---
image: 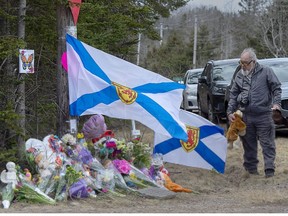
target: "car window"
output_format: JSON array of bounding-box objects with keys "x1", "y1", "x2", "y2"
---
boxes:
[
  {"x1": 213, "y1": 64, "x2": 238, "y2": 81},
  {"x1": 187, "y1": 72, "x2": 201, "y2": 84},
  {"x1": 268, "y1": 62, "x2": 288, "y2": 82},
  {"x1": 213, "y1": 68, "x2": 225, "y2": 81}
]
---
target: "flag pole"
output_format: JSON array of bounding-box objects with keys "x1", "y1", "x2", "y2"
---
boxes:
[{"x1": 131, "y1": 33, "x2": 142, "y2": 138}]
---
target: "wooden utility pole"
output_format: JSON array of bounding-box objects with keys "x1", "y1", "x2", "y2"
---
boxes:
[
  {"x1": 17, "y1": 0, "x2": 26, "y2": 160},
  {"x1": 56, "y1": 4, "x2": 74, "y2": 137}
]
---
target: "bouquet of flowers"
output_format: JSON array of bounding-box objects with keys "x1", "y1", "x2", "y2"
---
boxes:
[
  {"x1": 112, "y1": 159, "x2": 131, "y2": 175},
  {"x1": 54, "y1": 171, "x2": 67, "y2": 202},
  {"x1": 121, "y1": 139, "x2": 152, "y2": 169},
  {"x1": 15, "y1": 182, "x2": 56, "y2": 205},
  {"x1": 69, "y1": 178, "x2": 89, "y2": 199},
  {"x1": 96, "y1": 169, "x2": 115, "y2": 193},
  {"x1": 25, "y1": 147, "x2": 38, "y2": 174},
  {"x1": 112, "y1": 159, "x2": 158, "y2": 190},
  {"x1": 65, "y1": 166, "x2": 83, "y2": 191},
  {"x1": 97, "y1": 138, "x2": 118, "y2": 160},
  {"x1": 107, "y1": 162, "x2": 137, "y2": 195}
]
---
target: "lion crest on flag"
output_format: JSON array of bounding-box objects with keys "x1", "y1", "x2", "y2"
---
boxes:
[
  {"x1": 180, "y1": 125, "x2": 199, "y2": 152},
  {"x1": 112, "y1": 81, "x2": 137, "y2": 105}
]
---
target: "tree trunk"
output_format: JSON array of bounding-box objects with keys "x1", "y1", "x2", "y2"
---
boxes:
[
  {"x1": 56, "y1": 4, "x2": 74, "y2": 137},
  {"x1": 16, "y1": 0, "x2": 26, "y2": 161}
]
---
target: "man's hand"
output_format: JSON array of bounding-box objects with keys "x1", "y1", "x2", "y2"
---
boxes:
[
  {"x1": 228, "y1": 113, "x2": 235, "y2": 123},
  {"x1": 271, "y1": 104, "x2": 281, "y2": 111}
]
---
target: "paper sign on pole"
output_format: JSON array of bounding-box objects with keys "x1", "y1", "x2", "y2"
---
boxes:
[{"x1": 19, "y1": 49, "x2": 34, "y2": 74}]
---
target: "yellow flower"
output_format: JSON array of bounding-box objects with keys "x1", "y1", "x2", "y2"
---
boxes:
[
  {"x1": 82, "y1": 142, "x2": 88, "y2": 148},
  {"x1": 130, "y1": 172, "x2": 136, "y2": 180},
  {"x1": 53, "y1": 175, "x2": 60, "y2": 181},
  {"x1": 77, "y1": 133, "x2": 84, "y2": 139}
]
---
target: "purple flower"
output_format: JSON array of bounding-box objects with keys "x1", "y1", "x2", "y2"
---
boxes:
[
  {"x1": 78, "y1": 148, "x2": 93, "y2": 164},
  {"x1": 112, "y1": 159, "x2": 131, "y2": 174},
  {"x1": 69, "y1": 179, "x2": 89, "y2": 198}
]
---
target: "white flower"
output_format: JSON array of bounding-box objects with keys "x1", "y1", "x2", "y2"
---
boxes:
[{"x1": 61, "y1": 134, "x2": 76, "y2": 145}]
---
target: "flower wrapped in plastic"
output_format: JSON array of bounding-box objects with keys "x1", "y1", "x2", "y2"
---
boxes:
[
  {"x1": 1, "y1": 183, "x2": 15, "y2": 209},
  {"x1": 65, "y1": 166, "x2": 83, "y2": 191},
  {"x1": 77, "y1": 147, "x2": 93, "y2": 165},
  {"x1": 61, "y1": 133, "x2": 77, "y2": 146},
  {"x1": 97, "y1": 138, "x2": 119, "y2": 160},
  {"x1": 104, "y1": 162, "x2": 137, "y2": 195},
  {"x1": 25, "y1": 147, "x2": 38, "y2": 174},
  {"x1": 111, "y1": 159, "x2": 158, "y2": 190},
  {"x1": 127, "y1": 163, "x2": 159, "y2": 188},
  {"x1": 112, "y1": 159, "x2": 131, "y2": 175},
  {"x1": 130, "y1": 140, "x2": 152, "y2": 169},
  {"x1": 35, "y1": 168, "x2": 57, "y2": 194},
  {"x1": 117, "y1": 139, "x2": 152, "y2": 169},
  {"x1": 47, "y1": 135, "x2": 63, "y2": 154},
  {"x1": 96, "y1": 169, "x2": 115, "y2": 193},
  {"x1": 44, "y1": 175, "x2": 60, "y2": 196},
  {"x1": 54, "y1": 170, "x2": 67, "y2": 202},
  {"x1": 68, "y1": 178, "x2": 89, "y2": 199},
  {"x1": 15, "y1": 182, "x2": 56, "y2": 205}
]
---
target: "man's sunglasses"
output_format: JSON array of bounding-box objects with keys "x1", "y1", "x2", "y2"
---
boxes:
[{"x1": 239, "y1": 60, "x2": 253, "y2": 66}]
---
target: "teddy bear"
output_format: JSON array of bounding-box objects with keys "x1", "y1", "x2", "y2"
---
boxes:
[
  {"x1": 226, "y1": 110, "x2": 246, "y2": 149},
  {"x1": 34, "y1": 152, "x2": 52, "y2": 178}
]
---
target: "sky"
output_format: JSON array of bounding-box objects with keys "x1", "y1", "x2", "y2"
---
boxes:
[{"x1": 188, "y1": 0, "x2": 241, "y2": 12}]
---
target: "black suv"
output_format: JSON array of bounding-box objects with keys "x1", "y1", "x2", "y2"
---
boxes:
[
  {"x1": 224, "y1": 58, "x2": 288, "y2": 129},
  {"x1": 197, "y1": 59, "x2": 239, "y2": 123}
]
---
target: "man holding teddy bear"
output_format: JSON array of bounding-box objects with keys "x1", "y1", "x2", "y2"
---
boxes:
[{"x1": 227, "y1": 48, "x2": 282, "y2": 178}]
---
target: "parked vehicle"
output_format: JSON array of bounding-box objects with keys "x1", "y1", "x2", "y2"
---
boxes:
[
  {"x1": 197, "y1": 59, "x2": 239, "y2": 123},
  {"x1": 181, "y1": 68, "x2": 203, "y2": 112},
  {"x1": 224, "y1": 58, "x2": 288, "y2": 129}
]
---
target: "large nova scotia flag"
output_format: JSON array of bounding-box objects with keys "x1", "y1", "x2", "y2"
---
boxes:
[
  {"x1": 154, "y1": 110, "x2": 227, "y2": 173},
  {"x1": 66, "y1": 34, "x2": 187, "y2": 141}
]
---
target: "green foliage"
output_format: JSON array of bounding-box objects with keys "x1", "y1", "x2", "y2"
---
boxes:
[
  {"x1": 144, "y1": 31, "x2": 191, "y2": 78},
  {"x1": 78, "y1": 0, "x2": 188, "y2": 59},
  {"x1": 196, "y1": 24, "x2": 220, "y2": 66},
  {"x1": 0, "y1": 147, "x2": 19, "y2": 169},
  {"x1": 0, "y1": 37, "x2": 26, "y2": 58}
]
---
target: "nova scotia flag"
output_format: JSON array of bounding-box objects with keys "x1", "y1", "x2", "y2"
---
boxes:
[
  {"x1": 154, "y1": 110, "x2": 227, "y2": 173},
  {"x1": 66, "y1": 34, "x2": 187, "y2": 141}
]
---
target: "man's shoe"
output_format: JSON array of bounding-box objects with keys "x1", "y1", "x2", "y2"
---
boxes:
[
  {"x1": 265, "y1": 169, "x2": 274, "y2": 178},
  {"x1": 247, "y1": 169, "x2": 259, "y2": 175}
]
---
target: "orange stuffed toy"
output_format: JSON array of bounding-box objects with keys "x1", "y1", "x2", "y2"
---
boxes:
[
  {"x1": 163, "y1": 173, "x2": 192, "y2": 193},
  {"x1": 226, "y1": 110, "x2": 246, "y2": 149}
]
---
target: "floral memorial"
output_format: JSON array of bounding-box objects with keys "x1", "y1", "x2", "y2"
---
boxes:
[{"x1": 0, "y1": 114, "x2": 191, "y2": 208}]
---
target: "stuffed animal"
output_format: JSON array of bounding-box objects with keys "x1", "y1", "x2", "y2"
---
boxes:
[{"x1": 226, "y1": 110, "x2": 246, "y2": 149}]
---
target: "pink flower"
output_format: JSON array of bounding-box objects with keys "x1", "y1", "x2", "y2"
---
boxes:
[
  {"x1": 106, "y1": 141, "x2": 116, "y2": 149},
  {"x1": 27, "y1": 147, "x2": 36, "y2": 153},
  {"x1": 112, "y1": 159, "x2": 131, "y2": 174}
]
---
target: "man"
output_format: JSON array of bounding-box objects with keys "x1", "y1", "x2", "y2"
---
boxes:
[{"x1": 227, "y1": 48, "x2": 282, "y2": 178}]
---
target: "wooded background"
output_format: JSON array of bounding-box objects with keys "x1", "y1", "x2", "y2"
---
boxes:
[{"x1": 0, "y1": 0, "x2": 287, "y2": 166}]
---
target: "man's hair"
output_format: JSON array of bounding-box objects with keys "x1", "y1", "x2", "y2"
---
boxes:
[{"x1": 241, "y1": 48, "x2": 257, "y2": 61}]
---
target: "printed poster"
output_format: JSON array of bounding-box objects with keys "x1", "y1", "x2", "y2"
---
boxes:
[{"x1": 19, "y1": 49, "x2": 34, "y2": 74}]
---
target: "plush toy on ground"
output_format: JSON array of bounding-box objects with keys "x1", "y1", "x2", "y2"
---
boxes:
[{"x1": 226, "y1": 110, "x2": 246, "y2": 149}]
